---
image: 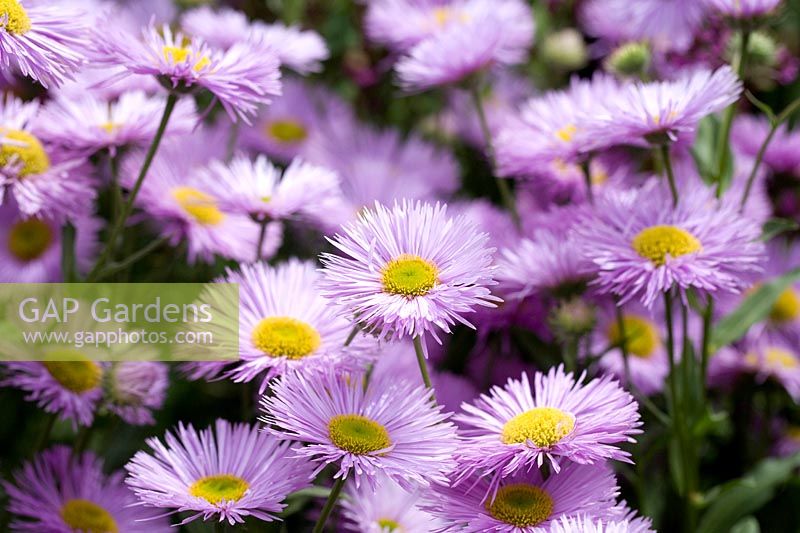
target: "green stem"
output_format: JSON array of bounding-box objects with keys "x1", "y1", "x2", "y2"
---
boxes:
[
  {"x1": 61, "y1": 223, "x2": 77, "y2": 283},
  {"x1": 215, "y1": 520, "x2": 228, "y2": 533},
  {"x1": 108, "y1": 151, "x2": 122, "y2": 225},
  {"x1": 35, "y1": 412, "x2": 57, "y2": 452},
  {"x1": 680, "y1": 300, "x2": 698, "y2": 532},
  {"x1": 413, "y1": 336, "x2": 434, "y2": 392},
  {"x1": 72, "y1": 424, "x2": 94, "y2": 458},
  {"x1": 715, "y1": 29, "x2": 749, "y2": 197},
  {"x1": 311, "y1": 477, "x2": 346, "y2": 533},
  {"x1": 663, "y1": 292, "x2": 677, "y2": 414},
  {"x1": 256, "y1": 218, "x2": 269, "y2": 262},
  {"x1": 581, "y1": 159, "x2": 594, "y2": 204},
  {"x1": 470, "y1": 84, "x2": 521, "y2": 228},
  {"x1": 344, "y1": 325, "x2": 359, "y2": 347},
  {"x1": 88, "y1": 93, "x2": 179, "y2": 281},
  {"x1": 659, "y1": 144, "x2": 679, "y2": 207},
  {"x1": 93, "y1": 236, "x2": 169, "y2": 281},
  {"x1": 563, "y1": 337, "x2": 578, "y2": 374},
  {"x1": 225, "y1": 120, "x2": 240, "y2": 163},
  {"x1": 700, "y1": 294, "x2": 714, "y2": 394}
]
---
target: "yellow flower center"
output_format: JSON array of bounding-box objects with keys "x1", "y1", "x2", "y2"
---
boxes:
[
  {"x1": 43, "y1": 351, "x2": 102, "y2": 393},
  {"x1": 770, "y1": 288, "x2": 799, "y2": 323},
  {"x1": 60, "y1": 499, "x2": 118, "y2": 533},
  {"x1": 431, "y1": 6, "x2": 469, "y2": 27},
  {"x1": 251, "y1": 316, "x2": 321, "y2": 359},
  {"x1": 631, "y1": 225, "x2": 702, "y2": 266},
  {"x1": 328, "y1": 414, "x2": 391, "y2": 455},
  {"x1": 172, "y1": 187, "x2": 225, "y2": 226},
  {"x1": 1, "y1": 129, "x2": 51, "y2": 177},
  {"x1": 0, "y1": 0, "x2": 31, "y2": 35},
  {"x1": 377, "y1": 518, "x2": 402, "y2": 531},
  {"x1": 486, "y1": 484, "x2": 554, "y2": 528},
  {"x1": 100, "y1": 122, "x2": 119, "y2": 134},
  {"x1": 501, "y1": 407, "x2": 575, "y2": 447},
  {"x1": 163, "y1": 45, "x2": 211, "y2": 71},
  {"x1": 267, "y1": 119, "x2": 308, "y2": 143},
  {"x1": 607, "y1": 314, "x2": 660, "y2": 358},
  {"x1": 764, "y1": 347, "x2": 798, "y2": 369},
  {"x1": 381, "y1": 254, "x2": 438, "y2": 297},
  {"x1": 555, "y1": 124, "x2": 577, "y2": 142},
  {"x1": 189, "y1": 474, "x2": 249, "y2": 505},
  {"x1": 8, "y1": 218, "x2": 53, "y2": 261}
]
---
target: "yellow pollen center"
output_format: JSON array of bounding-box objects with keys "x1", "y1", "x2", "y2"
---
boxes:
[
  {"x1": 1, "y1": 129, "x2": 51, "y2": 176},
  {"x1": 501, "y1": 407, "x2": 575, "y2": 447},
  {"x1": 43, "y1": 352, "x2": 102, "y2": 393},
  {"x1": 0, "y1": 0, "x2": 31, "y2": 35},
  {"x1": 189, "y1": 474, "x2": 249, "y2": 505},
  {"x1": 486, "y1": 484, "x2": 554, "y2": 528},
  {"x1": 555, "y1": 124, "x2": 577, "y2": 142},
  {"x1": 328, "y1": 414, "x2": 391, "y2": 455},
  {"x1": 770, "y1": 288, "x2": 799, "y2": 323},
  {"x1": 8, "y1": 218, "x2": 53, "y2": 261},
  {"x1": 764, "y1": 347, "x2": 799, "y2": 369},
  {"x1": 251, "y1": 316, "x2": 321, "y2": 359},
  {"x1": 100, "y1": 122, "x2": 119, "y2": 134},
  {"x1": 631, "y1": 225, "x2": 702, "y2": 266},
  {"x1": 381, "y1": 254, "x2": 438, "y2": 297},
  {"x1": 163, "y1": 45, "x2": 211, "y2": 71},
  {"x1": 431, "y1": 6, "x2": 469, "y2": 27},
  {"x1": 607, "y1": 314, "x2": 660, "y2": 358},
  {"x1": 267, "y1": 120, "x2": 308, "y2": 143},
  {"x1": 60, "y1": 499, "x2": 118, "y2": 533},
  {"x1": 377, "y1": 518, "x2": 402, "y2": 531},
  {"x1": 172, "y1": 187, "x2": 225, "y2": 225}
]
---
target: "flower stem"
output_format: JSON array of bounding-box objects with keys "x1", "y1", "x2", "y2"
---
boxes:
[
  {"x1": 93, "y1": 236, "x2": 169, "y2": 281},
  {"x1": 413, "y1": 335, "x2": 434, "y2": 393},
  {"x1": 256, "y1": 218, "x2": 269, "y2": 262},
  {"x1": 700, "y1": 294, "x2": 714, "y2": 394},
  {"x1": 61, "y1": 222, "x2": 77, "y2": 283},
  {"x1": 715, "y1": 29, "x2": 749, "y2": 197},
  {"x1": 311, "y1": 477, "x2": 346, "y2": 533},
  {"x1": 35, "y1": 412, "x2": 57, "y2": 452},
  {"x1": 344, "y1": 325, "x2": 359, "y2": 347},
  {"x1": 659, "y1": 144, "x2": 679, "y2": 207},
  {"x1": 581, "y1": 159, "x2": 594, "y2": 204},
  {"x1": 108, "y1": 151, "x2": 122, "y2": 225},
  {"x1": 470, "y1": 84, "x2": 521, "y2": 228},
  {"x1": 88, "y1": 93, "x2": 179, "y2": 281}
]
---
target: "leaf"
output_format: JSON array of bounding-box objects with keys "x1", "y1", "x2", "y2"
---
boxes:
[
  {"x1": 711, "y1": 268, "x2": 800, "y2": 348},
  {"x1": 761, "y1": 218, "x2": 799, "y2": 242},
  {"x1": 697, "y1": 454, "x2": 800, "y2": 533},
  {"x1": 691, "y1": 116, "x2": 718, "y2": 184},
  {"x1": 731, "y1": 517, "x2": 761, "y2": 533}
]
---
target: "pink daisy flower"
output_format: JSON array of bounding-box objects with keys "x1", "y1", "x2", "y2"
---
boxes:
[{"x1": 103, "y1": 361, "x2": 169, "y2": 426}]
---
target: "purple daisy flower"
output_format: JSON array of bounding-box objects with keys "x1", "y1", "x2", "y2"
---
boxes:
[
  {"x1": 0, "y1": 199, "x2": 99, "y2": 282},
  {"x1": 319, "y1": 200, "x2": 500, "y2": 342},
  {"x1": 423, "y1": 464, "x2": 622, "y2": 532},
  {"x1": 0, "y1": 0, "x2": 89, "y2": 88},
  {"x1": 123, "y1": 140, "x2": 279, "y2": 264},
  {"x1": 260, "y1": 367, "x2": 459, "y2": 490},
  {"x1": 0, "y1": 94, "x2": 95, "y2": 221},
  {"x1": 549, "y1": 513, "x2": 655, "y2": 533},
  {"x1": 341, "y1": 472, "x2": 445, "y2": 533},
  {"x1": 96, "y1": 23, "x2": 281, "y2": 122},
  {"x1": 583, "y1": 67, "x2": 742, "y2": 150},
  {"x1": 104, "y1": 361, "x2": 169, "y2": 426},
  {"x1": 731, "y1": 114, "x2": 800, "y2": 175},
  {"x1": 201, "y1": 154, "x2": 341, "y2": 223},
  {"x1": 454, "y1": 366, "x2": 641, "y2": 494},
  {"x1": 3, "y1": 446, "x2": 169, "y2": 532},
  {"x1": 743, "y1": 338, "x2": 800, "y2": 401},
  {"x1": 574, "y1": 180, "x2": 765, "y2": 307},
  {"x1": 705, "y1": 0, "x2": 783, "y2": 19},
  {"x1": 126, "y1": 419, "x2": 314, "y2": 526},
  {"x1": 180, "y1": 6, "x2": 251, "y2": 51},
  {"x1": 216, "y1": 260, "x2": 371, "y2": 393},
  {"x1": 36, "y1": 91, "x2": 197, "y2": 156}
]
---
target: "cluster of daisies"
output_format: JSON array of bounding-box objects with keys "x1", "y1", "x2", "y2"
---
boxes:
[{"x1": 1, "y1": 0, "x2": 800, "y2": 531}]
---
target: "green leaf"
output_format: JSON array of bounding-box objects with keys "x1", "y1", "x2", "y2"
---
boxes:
[
  {"x1": 711, "y1": 268, "x2": 800, "y2": 348},
  {"x1": 761, "y1": 218, "x2": 800, "y2": 242},
  {"x1": 731, "y1": 516, "x2": 761, "y2": 533},
  {"x1": 697, "y1": 454, "x2": 800, "y2": 533},
  {"x1": 691, "y1": 116, "x2": 718, "y2": 184}
]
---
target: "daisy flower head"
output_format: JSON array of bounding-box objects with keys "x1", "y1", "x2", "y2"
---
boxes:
[
  {"x1": 731, "y1": 114, "x2": 800, "y2": 175},
  {"x1": 96, "y1": 23, "x2": 281, "y2": 123},
  {"x1": 424, "y1": 463, "x2": 621, "y2": 532},
  {"x1": 261, "y1": 366, "x2": 459, "y2": 490},
  {"x1": 123, "y1": 140, "x2": 278, "y2": 264},
  {"x1": 341, "y1": 472, "x2": 444, "y2": 533},
  {"x1": 549, "y1": 513, "x2": 655, "y2": 533},
  {"x1": 584, "y1": 66, "x2": 742, "y2": 150},
  {"x1": 36, "y1": 91, "x2": 197, "y2": 157},
  {"x1": 574, "y1": 179, "x2": 765, "y2": 307},
  {"x1": 742, "y1": 338, "x2": 800, "y2": 401},
  {"x1": 218, "y1": 260, "x2": 372, "y2": 393},
  {"x1": 705, "y1": 0, "x2": 783, "y2": 19},
  {"x1": 454, "y1": 366, "x2": 641, "y2": 495},
  {"x1": 0, "y1": 94, "x2": 95, "y2": 221},
  {"x1": 104, "y1": 361, "x2": 169, "y2": 426},
  {"x1": 180, "y1": 6, "x2": 251, "y2": 51},
  {"x1": 0, "y1": 0, "x2": 89, "y2": 88},
  {"x1": 3, "y1": 446, "x2": 169, "y2": 532},
  {"x1": 201, "y1": 154, "x2": 341, "y2": 222},
  {"x1": 319, "y1": 200, "x2": 500, "y2": 342},
  {"x1": 0, "y1": 199, "x2": 99, "y2": 282},
  {"x1": 395, "y1": 0, "x2": 534, "y2": 91},
  {"x1": 125, "y1": 419, "x2": 314, "y2": 526}
]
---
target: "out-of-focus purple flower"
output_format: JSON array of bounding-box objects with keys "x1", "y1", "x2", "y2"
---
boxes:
[
  {"x1": 126, "y1": 420, "x2": 314, "y2": 526},
  {"x1": 260, "y1": 367, "x2": 459, "y2": 490},
  {"x1": 255, "y1": 22, "x2": 328, "y2": 74},
  {"x1": 732, "y1": 114, "x2": 800, "y2": 176},
  {"x1": 320, "y1": 201, "x2": 500, "y2": 342},
  {"x1": 705, "y1": 0, "x2": 783, "y2": 19},
  {"x1": 104, "y1": 361, "x2": 168, "y2": 426},
  {"x1": 3, "y1": 446, "x2": 169, "y2": 532}
]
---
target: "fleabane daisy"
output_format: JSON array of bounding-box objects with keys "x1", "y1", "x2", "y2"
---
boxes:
[
  {"x1": 549, "y1": 513, "x2": 655, "y2": 533},
  {"x1": 0, "y1": 0, "x2": 89, "y2": 88},
  {"x1": 201, "y1": 154, "x2": 341, "y2": 222},
  {"x1": 96, "y1": 23, "x2": 281, "y2": 123},
  {"x1": 319, "y1": 200, "x2": 500, "y2": 342},
  {"x1": 3, "y1": 446, "x2": 169, "y2": 532},
  {"x1": 574, "y1": 180, "x2": 765, "y2": 307},
  {"x1": 218, "y1": 260, "x2": 372, "y2": 393},
  {"x1": 125, "y1": 419, "x2": 314, "y2": 526},
  {"x1": 260, "y1": 367, "x2": 459, "y2": 490},
  {"x1": 423, "y1": 464, "x2": 621, "y2": 532},
  {"x1": 454, "y1": 366, "x2": 641, "y2": 495},
  {"x1": 103, "y1": 361, "x2": 169, "y2": 426}
]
